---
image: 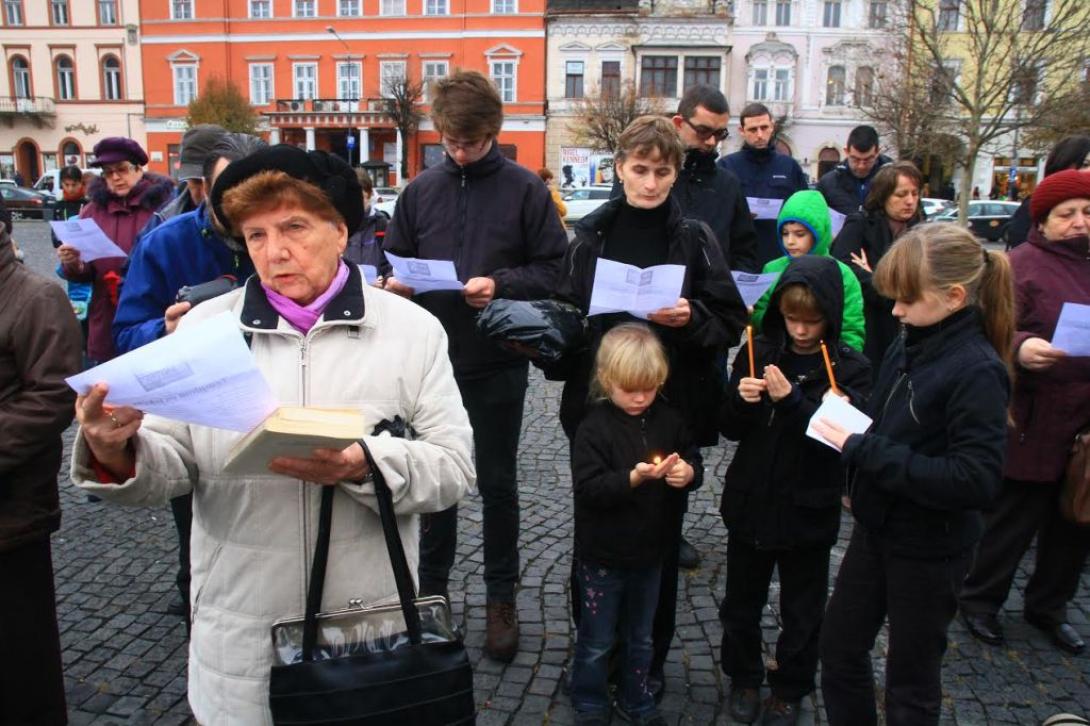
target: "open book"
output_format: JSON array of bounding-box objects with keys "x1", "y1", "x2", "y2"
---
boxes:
[{"x1": 222, "y1": 407, "x2": 365, "y2": 476}]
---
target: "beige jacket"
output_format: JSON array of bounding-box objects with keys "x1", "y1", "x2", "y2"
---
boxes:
[{"x1": 71, "y1": 272, "x2": 475, "y2": 724}]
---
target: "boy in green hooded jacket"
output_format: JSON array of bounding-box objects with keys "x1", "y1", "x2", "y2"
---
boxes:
[{"x1": 750, "y1": 190, "x2": 865, "y2": 351}]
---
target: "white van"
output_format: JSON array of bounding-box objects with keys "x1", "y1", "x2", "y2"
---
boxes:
[{"x1": 33, "y1": 168, "x2": 100, "y2": 199}]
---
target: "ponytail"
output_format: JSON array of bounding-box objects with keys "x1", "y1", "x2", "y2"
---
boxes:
[{"x1": 978, "y1": 249, "x2": 1015, "y2": 371}]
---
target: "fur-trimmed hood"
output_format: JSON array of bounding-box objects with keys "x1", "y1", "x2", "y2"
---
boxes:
[{"x1": 86, "y1": 171, "x2": 175, "y2": 212}]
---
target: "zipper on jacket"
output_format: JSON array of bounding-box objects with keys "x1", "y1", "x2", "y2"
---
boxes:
[
  {"x1": 298, "y1": 335, "x2": 311, "y2": 604},
  {"x1": 907, "y1": 379, "x2": 920, "y2": 425},
  {"x1": 847, "y1": 371, "x2": 906, "y2": 500},
  {"x1": 640, "y1": 416, "x2": 648, "y2": 453},
  {"x1": 455, "y1": 169, "x2": 468, "y2": 269}
]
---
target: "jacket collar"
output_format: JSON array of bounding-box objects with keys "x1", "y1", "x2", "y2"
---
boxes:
[
  {"x1": 682, "y1": 148, "x2": 719, "y2": 175},
  {"x1": 238, "y1": 260, "x2": 366, "y2": 335},
  {"x1": 1027, "y1": 228, "x2": 1090, "y2": 259},
  {"x1": 574, "y1": 194, "x2": 685, "y2": 251},
  {"x1": 741, "y1": 144, "x2": 775, "y2": 163},
  {"x1": 897, "y1": 306, "x2": 981, "y2": 369},
  {"x1": 441, "y1": 141, "x2": 506, "y2": 179}
]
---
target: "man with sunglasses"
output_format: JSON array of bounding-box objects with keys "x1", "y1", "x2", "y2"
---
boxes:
[{"x1": 718, "y1": 103, "x2": 809, "y2": 267}]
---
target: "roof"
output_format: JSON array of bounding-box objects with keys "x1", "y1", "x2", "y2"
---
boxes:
[{"x1": 547, "y1": 0, "x2": 639, "y2": 15}]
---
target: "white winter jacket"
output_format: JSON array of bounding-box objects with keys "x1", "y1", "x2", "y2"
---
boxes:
[{"x1": 71, "y1": 270, "x2": 475, "y2": 724}]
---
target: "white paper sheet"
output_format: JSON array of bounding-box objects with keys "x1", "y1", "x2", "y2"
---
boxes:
[
  {"x1": 357, "y1": 264, "x2": 378, "y2": 285},
  {"x1": 731, "y1": 271, "x2": 779, "y2": 307},
  {"x1": 829, "y1": 209, "x2": 847, "y2": 238},
  {"x1": 588, "y1": 258, "x2": 686, "y2": 319},
  {"x1": 66, "y1": 312, "x2": 279, "y2": 432},
  {"x1": 806, "y1": 395, "x2": 873, "y2": 452},
  {"x1": 50, "y1": 218, "x2": 127, "y2": 262},
  {"x1": 746, "y1": 197, "x2": 785, "y2": 221},
  {"x1": 1051, "y1": 302, "x2": 1090, "y2": 356},
  {"x1": 384, "y1": 252, "x2": 463, "y2": 293}
]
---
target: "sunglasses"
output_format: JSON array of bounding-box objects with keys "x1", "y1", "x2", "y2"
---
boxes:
[{"x1": 684, "y1": 118, "x2": 730, "y2": 141}]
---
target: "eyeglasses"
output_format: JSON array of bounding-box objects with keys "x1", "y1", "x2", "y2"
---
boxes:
[
  {"x1": 441, "y1": 136, "x2": 491, "y2": 154},
  {"x1": 683, "y1": 118, "x2": 730, "y2": 141},
  {"x1": 101, "y1": 162, "x2": 137, "y2": 178}
]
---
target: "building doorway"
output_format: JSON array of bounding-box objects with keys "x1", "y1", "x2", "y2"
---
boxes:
[
  {"x1": 16, "y1": 140, "x2": 39, "y2": 184},
  {"x1": 818, "y1": 147, "x2": 840, "y2": 178}
]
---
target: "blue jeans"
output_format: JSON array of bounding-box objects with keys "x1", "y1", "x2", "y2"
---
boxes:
[{"x1": 570, "y1": 561, "x2": 661, "y2": 719}]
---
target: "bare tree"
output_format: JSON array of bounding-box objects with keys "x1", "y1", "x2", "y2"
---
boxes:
[
  {"x1": 382, "y1": 76, "x2": 425, "y2": 181},
  {"x1": 1021, "y1": 82, "x2": 1090, "y2": 155},
  {"x1": 567, "y1": 82, "x2": 666, "y2": 154}
]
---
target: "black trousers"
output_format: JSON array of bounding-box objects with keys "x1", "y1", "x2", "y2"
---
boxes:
[
  {"x1": 959, "y1": 478, "x2": 1090, "y2": 623},
  {"x1": 0, "y1": 538, "x2": 67, "y2": 725},
  {"x1": 418, "y1": 364, "x2": 528, "y2": 603},
  {"x1": 719, "y1": 539, "x2": 830, "y2": 700},
  {"x1": 170, "y1": 492, "x2": 192, "y2": 607},
  {"x1": 820, "y1": 528, "x2": 969, "y2": 726}
]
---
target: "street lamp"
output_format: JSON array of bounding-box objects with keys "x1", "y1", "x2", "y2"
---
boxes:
[{"x1": 326, "y1": 26, "x2": 350, "y2": 51}]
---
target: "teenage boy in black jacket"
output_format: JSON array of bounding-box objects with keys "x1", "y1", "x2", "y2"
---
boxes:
[{"x1": 719, "y1": 255, "x2": 871, "y2": 725}]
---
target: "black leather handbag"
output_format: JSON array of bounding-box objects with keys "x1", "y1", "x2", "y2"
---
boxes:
[{"x1": 268, "y1": 442, "x2": 476, "y2": 725}]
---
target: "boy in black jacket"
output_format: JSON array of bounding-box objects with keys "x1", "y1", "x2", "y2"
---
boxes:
[{"x1": 718, "y1": 255, "x2": 871, "y2": 725}]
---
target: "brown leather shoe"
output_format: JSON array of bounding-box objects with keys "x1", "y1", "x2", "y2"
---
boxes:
[{"x1": 485, "y1": 601, "x2": 519, "y2": 662}]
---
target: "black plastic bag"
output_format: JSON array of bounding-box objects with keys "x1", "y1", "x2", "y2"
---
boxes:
[{"x1": 476, "y1": 299, "x2": 587, "y2": 363}]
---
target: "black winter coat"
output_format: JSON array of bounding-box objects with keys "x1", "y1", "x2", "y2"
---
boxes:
[
  {"x1": 384, "y1": 143, "x2": 568, "y2": 379},
  {"x1": 345, "y1": 210, "x2": 389, "y2": 270},
  {"x1": 720, "y1": 256, "x2": 872, "y2": 550},
  {"x1": 572, "y1": 399, "x2": 702, "y2": 568},
  {"x1": 556, "y1": 196, "x2": 748, "y2": 444},
  {"x1": 844, "y1": 308, "x2": 1010, "y2": 560},
  {"x1": 815, "y1": 155, "x2": 893, "y2": 217}
]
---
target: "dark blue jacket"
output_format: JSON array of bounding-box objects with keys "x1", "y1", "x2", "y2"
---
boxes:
[
  {"x1": 113, "y1": 203, "x2": 254, "y2": 353},
  {"x1": 816, "y1": 155, "x2": 893, "y2": 217},
  {"x1": 718, "y1": 145, "x2": 808, "y2": 267}
]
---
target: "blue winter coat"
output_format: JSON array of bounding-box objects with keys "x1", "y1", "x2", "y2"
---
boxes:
[{"x1": 112, "y1": 203, "x2": 254, "y2": 353}]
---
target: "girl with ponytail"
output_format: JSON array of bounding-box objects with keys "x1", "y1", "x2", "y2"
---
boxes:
[{"x1": 813, "y1": 222, "x2": 1013, "y2": 726}]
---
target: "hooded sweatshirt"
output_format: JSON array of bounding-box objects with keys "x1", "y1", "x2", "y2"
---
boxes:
[{"x1": 750, "y1": 190, "x2": 865, "y2": 352}]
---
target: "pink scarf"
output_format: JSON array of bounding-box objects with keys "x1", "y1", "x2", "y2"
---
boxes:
[{"x1": 261, "y1": 261, "x2": 351, "y2": 333}]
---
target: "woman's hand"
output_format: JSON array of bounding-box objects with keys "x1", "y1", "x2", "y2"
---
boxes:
[
  {"x1": 763, "y1": 364, "x2": 793, "y2": 402},
  {"x1": 1017, "y1": 337, "x2": 1066, "y2": 371},
  {"x1": 382, "y1": 276, "x2": 415, "y2": 298},
  {"x1": 737, "y1": 376, "x2": 766, "y2": 403},
  {"x1": 57, "y1": 244, "x2": 82, "y2": 266},
  {"x1": 269, "y1": 442, "x2": 371, "y2": 485},
  {"x1": 812, "y1": 418, "x2": 852, "y2": 452},
  {"x1": 850, "y1": 249, "x2": 871, "y2": 273},
  {"x1": 75, "y1": 383, "x2": 142, "y2": 480},
  {"x1": 648, "y1": 298, "x2": 691, "y2": 328},
  {"x1": 664, "y1": 456, "x2": 694, "y2": 489},
  {"x1": 463, "y1": 277, "x2": 496, "y2": 309},
  {"x1": 630, "y1": 453, "x2": 678, "y2": 487}
]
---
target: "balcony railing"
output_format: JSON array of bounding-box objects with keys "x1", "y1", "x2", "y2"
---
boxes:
[
  {"x1": 0, "y1": 96, "x2": 56, "y2": 116},
  {"x1": 272, "y1": 97, "x2": 393, "y2": 114}
]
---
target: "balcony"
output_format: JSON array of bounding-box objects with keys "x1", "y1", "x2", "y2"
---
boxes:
[
  {"x1": 0, "y1": 96, "x2": 57, "y2": 128},
  {"x1": 269, "y1": 97, "x2": 396, "y2": 122}
]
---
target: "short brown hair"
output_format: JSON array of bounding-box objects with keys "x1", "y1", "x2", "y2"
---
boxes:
[
  {"x1": 537, "y1": 167, "x2": 553, "y2": 183},
  {"x1": 354, "y1": 168, "x2": 374, "y2": 196},
  {"x1": 863, "y1": 161, "x2": 923, "y2": 214},
  {"x1": 615, "y1": 116, "x2": 684, "y2": 170},
  {"x1": 430, "y1": 69, "x2": 503, "y2": 140},
  {"x1": 778, "y1": 283, "x2": 824, "y2": 321},
  {"x1": 221, "y1": 170, "x2": 344, "y2": 235}
]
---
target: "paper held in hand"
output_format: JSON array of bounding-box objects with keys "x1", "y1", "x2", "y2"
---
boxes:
[
  {"x1": 222, "y1": 407, "x2": 366, "y2": 476},
  {"x1": 1051, "y1": 302, "x2": 1090, "y2": 356},
  {"x1": 731, "y1": 271, "x2": 779, "y2": 307},
  {"x1": 588, "y1": 258, "x2": 686, "y2": 319},
  {"x1": 746, "y1": 197, "x2": 785, "y2": 220},
  {"x1": 829, "y1": 209, "x2": 847, "y2": 238},
  {"x1": 50, "y1": 218, "x2": 126, "y2": 262},
  {"x1": 384, "y1": 252, "x2": 463, "y2": 293},
  {"x1": 806, "y1": 395, "x2": 873, "y2": 452}
]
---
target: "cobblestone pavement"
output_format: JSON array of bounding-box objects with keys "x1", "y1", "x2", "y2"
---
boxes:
[{"x1": 10, "y1": 221, "x2": 1088, "y2": 724}]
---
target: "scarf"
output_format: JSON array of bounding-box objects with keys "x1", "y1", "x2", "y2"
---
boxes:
[{"x1": 262, "y1": 260, "x2": 350, "y2": 334}]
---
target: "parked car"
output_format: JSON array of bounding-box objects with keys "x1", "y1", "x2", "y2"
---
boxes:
[
  {"x1": 33, "y1": 167, "x2": 100, "y2": 199},
  {"x1": 933, "y1": 200, "x2": 1021, "y2": 241},
  {"x1": 562, "y1": 185, "x2": 613, "y2": 224},
  {"x1": 921, "y1": 197, "x2": 954, "y2": 218},
  {"x1": 1, "y1": 185, "x2": 52, "y2": 219},
  {"x1": 0, "y1": 179, "x2": 16, "y2": 189}
]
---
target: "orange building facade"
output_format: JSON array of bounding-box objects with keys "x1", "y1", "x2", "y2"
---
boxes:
[{"x1": 138, "y1": 0, "x2": 547, "y2": 183}]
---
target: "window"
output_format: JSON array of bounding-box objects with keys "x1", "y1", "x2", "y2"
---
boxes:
[
  {"x1": 380, "y1": 61, "x2": 406, "y2": 97},
  {"x1": 173, "y1": 64, "x2": 197, "y2": 105},
  {"x1": 294, "y1": 63, "x2": 317, "y2": 99},
  {"x1": 172, "y1": 0, "x2": 193, "y2": 19},
  {"x1": 564, "y1": 61, "x2": 584, "y2": 99},
  {"x1": 773, "y1": 68, "x2": 790, "y2": 101},
  {"x1": 825, "y1": 65, "x2": 845, "y2": 106},
  {"x1": 752, "y1": 68, "x2": 768, "y2": 101},
  {"x1": 249, "y1": 63, "x2": 273, "y2": 105},
  {"x1": 493, "y1": 0, "x2": 516, "y2": 12},
  {"x1": 51, "y1": 0, "x2": 68, "y2": 25},
  {"x1": 1012, "y1": 65, "x2": 1040, "y2": 104},
  {"x1": 55, "y1": 56, "x2": 75, "y2": 100},
  {"x1": 775, "y1": 0, "x2": 790, "y2": 25},
  {"x1": 422, "y1": 60, "x2": 448, "y2": 101},
  {"x1": 339, "y1": 0, "x2": 361, "y2": 15},
  {"x1": 250, "y1": 0, "x2": 271, "y2": 17},
  {"x1": 102, "y1": 56, "x2": 123, "y2": 100},
  {"x1": 639, "y1": 55, "x2": 677, "y2": 97},
  {"x1": 601, "y1": 60, "x2": 620, "y2": 97},
  {"x1": 3, "y1": 0, "x2": 23, "y2": 25},
  {"x1": 854, "y1": 66, "x2": 874, "y2": 106},
  {"x1": 937, "y1": 0, "x2": 959, "y2": 30},
  {"x1": 683, "y1": 56, "x2": 721, "y2": 91},
  {"x1": 380, "y1": 0, "x2": 405, "y2": 14},
  {"x1": 929, "y1": 61, "x2": 958, "y2": 105},
  {"x1": 868, "y1": 0, "x2": 887, "y2": 27},
  {"x1": 1023, "y1": 0, "x2": 1046, "y2": 30},
  {"x1": 752, "y1": 0, "x2": 767, "y2": 25},
  {"x1": 425, "y1": 0, "x2": 448, "y2": 13},
  {"x1": 490, "y1": 61, "x2": 516, "y2": 102},
  {"x1": 98, "y1": 0, "x2": 117, "y2": 23},
  {"x1": 294, "y1": 0, "x2": 315, "y2": 16},
  {"x1": 62, "y1": 140, "x2": 81, "y2": 166},
  {"x1": 337, "y1": 62, "x2": 361, "y2": 100},
  {"x1": 11, "y1": 57, "x2": 30, "y2": 98},
  {"x1": 823, "y1": 0, "x2": 840, "y2": 27}
]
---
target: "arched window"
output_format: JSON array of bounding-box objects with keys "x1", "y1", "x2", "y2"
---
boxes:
[
  {"x1": 55, "y1": 55, "x2": 75, "y2": 100},
  {"x1": 825, "y1": 65, "x2": 846, "y2": 106},
  {"x1": 855, "y1": 66, "x2": 875, "y2": 107},
  {"x1": 102, "y1": 55, "x2": 122, "y2": 100},
  {"x1": 61, "y1": 139, "x2": 81, "y2": 166},
  {"x1": 11, "y1": 56, "x2": 31, "y2": 98}
]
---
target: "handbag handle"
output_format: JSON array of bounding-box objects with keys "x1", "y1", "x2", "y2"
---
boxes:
[{"x1": 301, "y1": 440, "x2": 424, "y2": 662}]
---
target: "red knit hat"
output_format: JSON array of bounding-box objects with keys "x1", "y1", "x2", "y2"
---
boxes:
[{"x1": 1031, "y1": 169, "x2": 1090, "y2": 222}]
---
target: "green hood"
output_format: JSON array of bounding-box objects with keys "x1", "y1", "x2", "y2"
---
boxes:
[{"x1": 776, "y1": 190, "x2": 832, "y2": 257}]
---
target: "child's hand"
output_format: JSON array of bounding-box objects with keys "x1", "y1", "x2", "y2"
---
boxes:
[
  {"x1": 737, "y1": 376, "x2": 766, "y2": 403},
  {"x1": 763, "y1": 365, "x2": 793, "y2": 402},
  {"x1": 822, "y1": 388, "x2": 851, "y2": 404},
  {"x1": 630, "y1": 453, "x2": 678, "y2": 487},
  {"x1": 850, "y1": 249, "x2": 872, "y2": 273},
  {"x1": 665, "y1": 456, "x2": 694, "y2": 489}
]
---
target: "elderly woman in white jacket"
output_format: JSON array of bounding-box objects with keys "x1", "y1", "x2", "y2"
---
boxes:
[{"x1": 70, "y1": 145, "x2": 475, "y2": 724}]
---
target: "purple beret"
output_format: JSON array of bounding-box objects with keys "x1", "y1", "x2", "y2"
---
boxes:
[{"x1": 90, "y1": 137, "x2": 149, "y2": 167}]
